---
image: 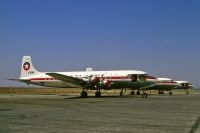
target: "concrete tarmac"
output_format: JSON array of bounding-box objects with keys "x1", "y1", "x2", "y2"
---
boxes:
[{"x1": 0, "y1": 94, "x2": 199, "y2": 133}]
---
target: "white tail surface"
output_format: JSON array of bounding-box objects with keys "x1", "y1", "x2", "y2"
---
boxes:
[{"x1": 20, "y1": 56, "x2": 40, "y2": 78}]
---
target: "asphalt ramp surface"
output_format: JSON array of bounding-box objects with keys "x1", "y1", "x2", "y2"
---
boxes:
[{"x1": 0, "y1": 94, "x2": 199, "y2": 133}]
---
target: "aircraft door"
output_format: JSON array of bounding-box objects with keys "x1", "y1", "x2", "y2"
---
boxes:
[{"x1": 131, "y1": 74, "x2": 145, "y2": 82}]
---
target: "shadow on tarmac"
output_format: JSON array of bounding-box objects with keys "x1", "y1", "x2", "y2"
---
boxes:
[
  {"x1": 64, "y1": 95, "x2": 142, "y2": 99},
  {"x1": 188, "y1": 116, "x2": 200, "y2": 133}
]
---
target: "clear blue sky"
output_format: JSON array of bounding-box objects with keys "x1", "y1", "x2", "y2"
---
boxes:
[{"x1": 0, "y1": 0, "x2": 200, "y2": 87}]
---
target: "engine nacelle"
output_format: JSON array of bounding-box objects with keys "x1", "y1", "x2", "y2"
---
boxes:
[
  {"x1": 98, "y1": 79, "x2": 111, "y2": 90},
  {"x1": 90, "y1": 77, "x2": 100, "y2": 85},
  {"x1": 86, "y1": 76, "x2": 112, "y2": 90}
]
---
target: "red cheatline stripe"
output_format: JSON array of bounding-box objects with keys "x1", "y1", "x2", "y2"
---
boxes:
[
  {"x1": 29, "y1": 76, "x2": 131, "y2": 81},
  {"x1": 107, "y1": 76, "x2": 129, "y2": 79},
  {"x1": 30, "y1": 78, "x2": 55, "y2": 80}
]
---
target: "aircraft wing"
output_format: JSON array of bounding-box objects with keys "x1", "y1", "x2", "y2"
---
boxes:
[
  {"x1": 141, "y1": 83, "x2": 157, "y2": 90},
  {"x1": 46, "y1": 73, "x2": 86, "y2": 87}
]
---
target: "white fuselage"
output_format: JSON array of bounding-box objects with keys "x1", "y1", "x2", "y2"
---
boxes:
[{"x1": 21, "y1": 70, "x2": 147, "y2": 88}]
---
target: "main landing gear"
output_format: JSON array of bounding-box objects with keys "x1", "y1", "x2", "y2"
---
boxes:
[
  {"x1": 95, "y1": 90, "x2": 101, "y2": 97},
  {"x1": 136, "y1": 90, "x2": 141, "y2": 95},
  {"x1": 130, "y1": 89, "x2": 148, "y2": 98},
  {"x1": 142, "y1": 92, "x2": 148, "y2": 98},
  {"x1": 186, "y1": 89, "x2": 190, "y2": 95},
  {"x1": 81, "y1": 89, "x2": 102, "y2": 97},
  {"x1": 80, "y1": 88, "x2": 148, "y2": 98},
  {"x1": 80, "y1": 90, "x2": 88, "y2": 98},
  {"x1": 158, "y1": 91, "x2": 164, "y2": 95},
  {"x1": 130, "y1": 90, "x2": 135, "y2": 95},
  {"x1": 130, "y1": 90, "x2": 140, "y2": 95},
  {"x1": 169, "y1": 91, "x2": 173, "y2": 96}
]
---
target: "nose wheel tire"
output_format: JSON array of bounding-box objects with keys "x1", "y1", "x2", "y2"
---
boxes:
[
  {"x1": 136, "y1": 91, "x2": 140, "y2": 95},
  {"x1": 130, "y1": 91, "x2": 135, "y2": 95}
]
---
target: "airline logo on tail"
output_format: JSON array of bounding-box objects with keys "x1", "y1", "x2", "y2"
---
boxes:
[
  {"x1": 20, "y1": 56, "x2": 40, "y2": 78},
  {"x1": 23, "y1": 62, "x2": 30, "y2": 71}
]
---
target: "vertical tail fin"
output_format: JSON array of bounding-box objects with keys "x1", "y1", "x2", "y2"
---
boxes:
[{"x1": 20, "y1": 56, "x2": 40, "y2": 78}]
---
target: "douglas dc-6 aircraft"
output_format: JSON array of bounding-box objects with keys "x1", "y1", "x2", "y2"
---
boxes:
[
  {"x1": 10, "y1": 56, "x2": 156, "y2": 98},
  {"x1": 146, "y1": 77, "x2": 179, "y2": 95},
  {"x1": 146, "y1": 77, "x2": 193, "y2": 95},
  {"x1": 175, "y1": 81, "x2": 194, "y2": 94}
]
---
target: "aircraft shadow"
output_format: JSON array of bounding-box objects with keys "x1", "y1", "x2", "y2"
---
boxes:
[{"x1": 64, "y1": 95, "x2": 141, "y2": 99}]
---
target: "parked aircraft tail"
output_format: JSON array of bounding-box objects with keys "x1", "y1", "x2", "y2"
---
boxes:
[{"x1": 20, "y1": 56, "x2": 40, "y2": 78}]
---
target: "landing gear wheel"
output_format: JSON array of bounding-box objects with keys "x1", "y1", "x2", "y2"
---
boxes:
[
  {"x1": 142, "y1": 93, "x2": 148, "y2": 98},
  {"x1": 95, "y1": 91, "x2": 101, "y2": 97},
  {"x1": 158, "y1": 91, "x2": 164, "y2": 95},
  {"x1": 136, "y1": 91, "x2": 140, "y2": 95},
  {"x1": 80, "y1": 91, "x2": 88, "y2": 98},
  {"x1": 169, "y1": 92, "x2": 173, "y2": 96},
  {"x1": 130, "y1": 91, "x2": 135, "y2": 95}
]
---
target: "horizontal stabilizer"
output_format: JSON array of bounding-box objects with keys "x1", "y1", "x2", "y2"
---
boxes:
[{"x1": 8, "y1": 79, "x2": 31, "y2": 84}]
